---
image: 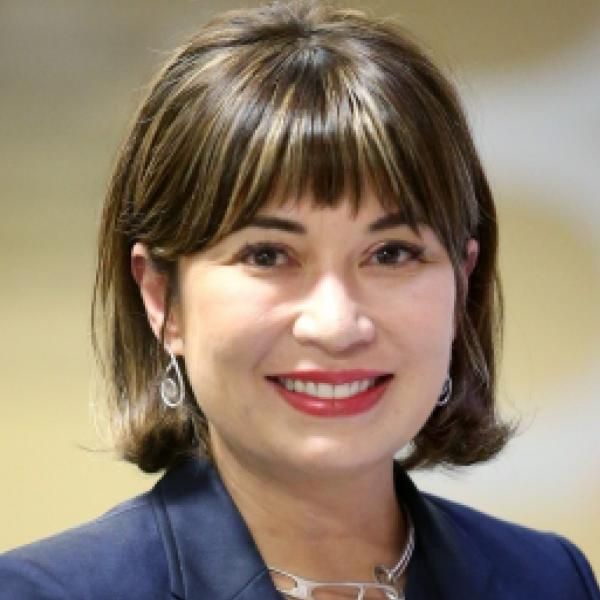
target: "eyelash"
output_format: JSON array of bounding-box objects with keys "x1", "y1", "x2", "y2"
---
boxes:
[{"x1": 236, "y1": 241, "x2": 425, "y2": 269}]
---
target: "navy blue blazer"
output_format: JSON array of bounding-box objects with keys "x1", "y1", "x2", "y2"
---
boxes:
[{"x1": 1, "y1": 457, "x2": 598, "y2": 599}]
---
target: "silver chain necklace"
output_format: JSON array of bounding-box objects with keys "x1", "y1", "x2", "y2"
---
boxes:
[{"x1": 269, "y1": 509, "x2": 415, "y2": 600}]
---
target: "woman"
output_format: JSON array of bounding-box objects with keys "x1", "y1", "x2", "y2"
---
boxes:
[{"x1": 1, "y1": 2, "x2": 598, "y2": 599}]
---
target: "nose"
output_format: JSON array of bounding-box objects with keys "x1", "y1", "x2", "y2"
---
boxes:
[{"x1": 292, "y1": 274, "x2": 375, "y2": 354}]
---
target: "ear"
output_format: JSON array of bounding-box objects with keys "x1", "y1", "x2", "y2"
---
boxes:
[
  {"x1": 131, "y1": 242, "x2": 184, "y2": 355},
  {"x1": 463, "y1": 238, "x2": 479, "y2": 280},
  {"x1": 453, "y1": 238, "x2": 479, "y2": 340}
]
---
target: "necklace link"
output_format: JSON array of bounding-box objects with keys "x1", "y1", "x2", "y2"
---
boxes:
[
  {"x1": 373, "y1": 508, "x2": 415, "y2": 586},
  {"x1": 270, "y1": 567, "x2": 401, "y2": 599}
]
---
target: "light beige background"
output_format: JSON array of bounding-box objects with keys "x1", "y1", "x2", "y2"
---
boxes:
[{"x1": 1, "y1": 0, "x2": 599, "y2": 572}]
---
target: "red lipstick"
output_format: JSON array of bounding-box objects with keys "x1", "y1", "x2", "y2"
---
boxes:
[{"x1": 266, "y1": 370, "x2": 393, "y2": 417}]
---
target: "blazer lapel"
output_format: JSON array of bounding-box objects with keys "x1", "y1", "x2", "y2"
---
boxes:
[
  {"x1": 151, "y1": 458, "x2": 281, "y2": 600},
  {"x1": 395, "y1": 464, "x2": 495, "y2": 600}
]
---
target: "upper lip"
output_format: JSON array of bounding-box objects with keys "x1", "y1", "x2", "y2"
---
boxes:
[{"x1": 266, "y1": 369, "x2": 393, "y2": 385}]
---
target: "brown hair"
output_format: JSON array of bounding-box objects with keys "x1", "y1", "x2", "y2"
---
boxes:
[{"x1": 93, "y1": 0, "x2": 512, "y2": 473}]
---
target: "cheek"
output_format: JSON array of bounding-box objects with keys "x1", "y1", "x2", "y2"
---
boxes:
[
  {"x1": 414, "y1": 290, "x2": 455, "y2": 350},
  {"x1": 179, "y1": 269, "x2": 285, "y2": 372},
  {"x1": 377, "y1": 270, "x2": 456, "y2": 355}
]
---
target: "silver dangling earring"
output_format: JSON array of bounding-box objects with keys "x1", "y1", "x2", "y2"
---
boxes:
[
  {"x1": 160, "y1": 347, "x2": 185, "y2": 408},
  {"x1": 437, "y1": 376, "x2": 452, "y2": 407}
]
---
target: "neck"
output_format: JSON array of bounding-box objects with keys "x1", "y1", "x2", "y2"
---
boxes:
[{"x1": 211, "y1": 441, "x2": 406, "y2": 583}]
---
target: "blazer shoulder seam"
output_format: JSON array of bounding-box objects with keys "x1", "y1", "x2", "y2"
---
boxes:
[{"x1": 553, "y1": 534, "x2": 600, "y2": 599}]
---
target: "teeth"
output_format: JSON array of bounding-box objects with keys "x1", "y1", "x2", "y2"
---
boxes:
[
  {"x1": 317, "y1": 383, "x2": 334, "y2": 397},
  {"x1": 277, "y1": 377, "x2": 378, "y2": 399}
]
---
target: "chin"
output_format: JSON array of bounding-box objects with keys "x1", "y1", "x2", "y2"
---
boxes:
[{"x1": 274, "y1": 435, "x2": 401, "y2": 479}]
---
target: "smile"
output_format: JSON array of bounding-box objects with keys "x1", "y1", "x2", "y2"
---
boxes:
[{"x1": 265, "y1": 371, "x2": 394, "y2": 417}]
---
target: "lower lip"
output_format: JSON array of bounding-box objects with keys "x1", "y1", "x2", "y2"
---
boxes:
[{"x1": 267, "y1": 378, "x2": 391, "y2": 417}]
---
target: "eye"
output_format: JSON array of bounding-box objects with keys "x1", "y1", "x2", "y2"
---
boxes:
[
  {"x1": 236, "y1": 242, "x2": 292, "y2": 268},
  {"x1": 367, "y1": 241, "x2": 425, "y2": 267}
]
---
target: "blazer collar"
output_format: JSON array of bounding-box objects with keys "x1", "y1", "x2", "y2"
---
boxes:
[
  {"x1": 152, "y1": 458, "x2": 493, "y2": 600},
  {"x1": 152, "y1": 458, "x2": 280, "y2": 600},
  {"x1": 396, "y1": 463, "x2": 494, "y2": 600}
]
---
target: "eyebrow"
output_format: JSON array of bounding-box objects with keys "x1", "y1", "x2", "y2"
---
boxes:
[
  {"x1": 367, "y1": 212, "x2": 410, "y2": 233},
  {"x1": 245, "y1": 216, "x2": 306, "y2": 234},
  {"x1": 244, "y1": 212, "x2": 409, "y2": 234}
]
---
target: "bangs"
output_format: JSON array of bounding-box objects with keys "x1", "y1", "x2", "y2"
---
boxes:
[
  {"x1": 208, "y1": 43, "x2": 427, "y2": 241},
  {"x1": 136, "y1": 15, "x2": 479, "y2": 260}
]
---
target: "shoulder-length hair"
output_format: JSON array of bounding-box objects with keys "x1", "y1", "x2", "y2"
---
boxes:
[{"x1": 93, "y1": 1, "x2": 512, "y2": 473}]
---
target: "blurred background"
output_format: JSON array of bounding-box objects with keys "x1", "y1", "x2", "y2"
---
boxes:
[{"x1": 1, "y1": 0, "x2": 599, "y2": 571}]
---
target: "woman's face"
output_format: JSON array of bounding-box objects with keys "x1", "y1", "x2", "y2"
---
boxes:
[{"x1": 142, "y1": 190, "x2": 474, "y2": 479}]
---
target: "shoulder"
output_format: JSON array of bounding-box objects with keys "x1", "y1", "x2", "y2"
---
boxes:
[
  {"x1": 423, "y1": 492, "x2": 600, "y2": 598},
  {"x1": 0, "y1": 492, "x2": 169, "y2": 600}
]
